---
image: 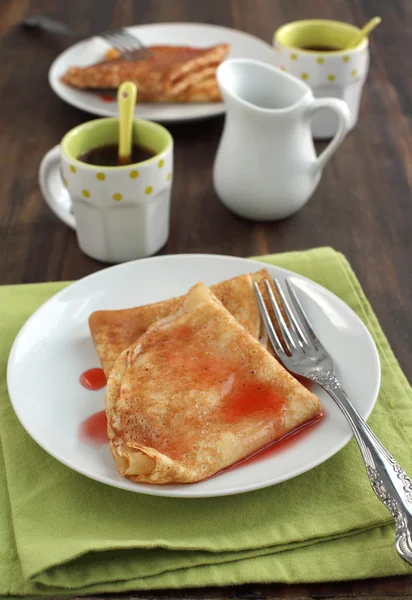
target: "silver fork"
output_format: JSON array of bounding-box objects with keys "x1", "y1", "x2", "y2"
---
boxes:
[
  {"x1": 254, "y1": 277, "x2": 412, "y2": 566},
  {"x1": 23, "y1": 15, "x2": 151, "y2": 61},
  {"x1": 100, "y1": 30, "x2": 151, "y2": 62}
]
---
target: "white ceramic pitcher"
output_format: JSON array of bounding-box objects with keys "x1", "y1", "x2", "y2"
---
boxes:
[{"x1": 213, "y1": 59, "x2": 350, "y2": 221}]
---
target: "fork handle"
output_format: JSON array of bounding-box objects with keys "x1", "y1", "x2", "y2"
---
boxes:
[
  {"x1": 22, "y1": 16, "x2": 78, "y2": 37},
  {"x1": 318, "y1": 371, "x2": 412, "y2": 565}
]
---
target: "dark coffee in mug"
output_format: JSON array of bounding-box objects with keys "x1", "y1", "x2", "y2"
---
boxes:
[{"x1": 78, "y1": 143, "x2": 156, "y2": 166}]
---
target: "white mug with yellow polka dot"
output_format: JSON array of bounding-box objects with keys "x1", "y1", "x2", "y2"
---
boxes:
[
  {"x1": 274, "y1": 20, "x2": 369, "y2": 139},
  {"x1": 40, "y1": 118, "x2": 173, "y2": 263}
]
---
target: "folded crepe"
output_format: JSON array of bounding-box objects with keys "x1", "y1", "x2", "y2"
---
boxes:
[
  {"x1": 61, "y1": 44, "x2": 230, "y2": 102},
  {"x1": 106, "y1": 282, "x2": 322, "y2": 484},
  {"x1": 89, "y1": 269, "x2": 274, "y2": 377}
]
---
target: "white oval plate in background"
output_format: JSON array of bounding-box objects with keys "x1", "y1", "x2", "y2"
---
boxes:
[
  {"x1": 7, "y1": 254, "x2": 380, "y2": 498},
  {"x1": 49, "y1": 23, "x2": 276, "y2": 122}
]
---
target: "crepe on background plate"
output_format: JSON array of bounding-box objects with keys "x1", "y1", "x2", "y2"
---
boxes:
[
  {"x1": 61, "y1": 44, "x2": 230, "y2": 102},
  {"x1": 89, "y1": 269, "x2": 276, "y2": 376},
  {"x1": 106, "y1": 282, "x2": 322, "y2": 484}
]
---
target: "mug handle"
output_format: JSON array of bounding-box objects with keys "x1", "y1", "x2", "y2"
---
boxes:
[
  {"x1": 39, "y1": 145, "x2": 76, "y2": 230},
  {"x1": 308, "y1": 98, "x2": 351, "y2": 173}
]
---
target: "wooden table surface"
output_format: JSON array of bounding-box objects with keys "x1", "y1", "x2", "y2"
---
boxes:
[{"x1": 1, "y1": 0, "x2": 412, "y2": 598}]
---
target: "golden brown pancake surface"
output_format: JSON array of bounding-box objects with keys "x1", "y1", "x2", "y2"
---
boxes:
[
  {"x1": 61, "y1": 44, "x2": 230, "y2": 102},
  {"x1": 89, "y1": 271, "x2": 265, "y2": 377},
  {"x1": 105, "y1": 282, "x2": 322, "y2": 484}
]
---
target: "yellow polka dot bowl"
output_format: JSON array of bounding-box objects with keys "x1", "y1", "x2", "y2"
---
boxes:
[
  {"x1": 274, "y1": 20, "x2": 370, "y2": 138},
  {"x1": 58, "y1": 118, "x2": 173, "y2": 263}
]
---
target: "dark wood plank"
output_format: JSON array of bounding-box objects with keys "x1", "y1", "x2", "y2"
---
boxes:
[{"x1": 1, "y1": 0, "x2": 412, "y2": 598}]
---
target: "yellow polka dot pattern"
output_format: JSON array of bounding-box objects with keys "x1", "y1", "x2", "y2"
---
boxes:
[
  {"x1": 66, "y1": 165, "x2": 168, "y2": 201},
  {"x1": 275, "y1": 50, "x2": 364, "y2": 83}
]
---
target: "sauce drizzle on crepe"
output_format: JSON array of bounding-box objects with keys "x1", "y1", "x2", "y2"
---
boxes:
[
  {"x1": 221, "y1": 413, "x2": 323, "y2": 473},
  {"x1": 222, "y1": 381, "x2": 285, "y2": 422}
]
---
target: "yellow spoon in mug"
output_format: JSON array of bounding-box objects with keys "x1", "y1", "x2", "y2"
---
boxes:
[
  {"x1": 346, "y1": 16, "x2": 381, "y2": 49},
  {"x1": 117, "y1": 81, "x2": 137, "y2": 165}
]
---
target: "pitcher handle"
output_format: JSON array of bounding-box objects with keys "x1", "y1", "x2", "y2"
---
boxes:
[{"x1": 308, "y1": 98, "x2": 351, "y2": 173}]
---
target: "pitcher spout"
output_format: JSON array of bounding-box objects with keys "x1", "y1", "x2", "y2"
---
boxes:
[{"x1": 216, "y1": 58, "x2": 311, "y2": 113}]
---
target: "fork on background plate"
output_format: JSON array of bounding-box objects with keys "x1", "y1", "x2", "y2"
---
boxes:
[
  {"x1": 254, "y1": 277, "x2": 412, "y2": 566},
  {"x1": 22, "y1": 15, "x2": 151, "y2": 61}
]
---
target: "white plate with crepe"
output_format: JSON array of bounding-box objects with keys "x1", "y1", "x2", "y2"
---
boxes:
[
  {"x1": 7, "y1": 254, "x2": 380, "y2": 498},
  {"x1": 48, "y1": 22, "x2": 276, "y2": 122}
]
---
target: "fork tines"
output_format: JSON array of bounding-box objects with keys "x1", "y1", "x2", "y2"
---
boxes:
[
  {"x1": 253, "y1": 278, "x2": 320, "y2": 358},
  {"x1": 100, "y1": 29, "x2": 151, "y2": 61}
]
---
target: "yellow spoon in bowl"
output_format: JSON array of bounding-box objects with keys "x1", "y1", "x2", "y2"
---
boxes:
[
  {"x1": 117, "y1": 81, "x2": 137, "y2": 165},
  {"x1": 346, "y1": 16, "x2": 381, "y2": 49}
]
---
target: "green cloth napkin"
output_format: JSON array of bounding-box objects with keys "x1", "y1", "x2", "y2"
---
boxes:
[{"x1": 1, "y1": 247, "x2": 412, "y2": 598}]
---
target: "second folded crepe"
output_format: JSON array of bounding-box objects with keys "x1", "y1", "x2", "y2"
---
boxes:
[
  {"x1": 89, "y1": 270, "x2": 274, "y2": 376},
  {"x1": 62, "y1": 44, "x2": 230, "y2": 102}
]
